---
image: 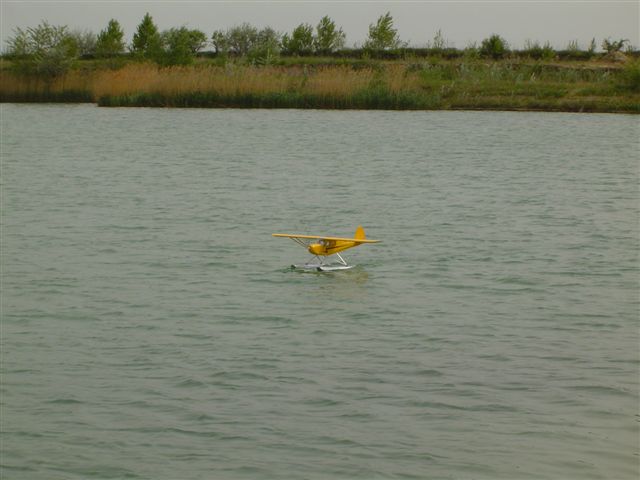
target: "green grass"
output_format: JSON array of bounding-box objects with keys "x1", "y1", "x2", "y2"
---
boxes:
[
  {"x1": 0, "y1": 89, "x2": 93, "y2": 103},
  {"x1": 97, "y1": 88, "x2": 637, "y2": 113},
  {"x1": 98, "y1": 88, "x2": 442, "y2": 110}
]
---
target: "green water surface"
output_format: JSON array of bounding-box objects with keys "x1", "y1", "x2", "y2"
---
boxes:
[{"x1": 1, "y1": 105, "x2": 638, "y2": 479}]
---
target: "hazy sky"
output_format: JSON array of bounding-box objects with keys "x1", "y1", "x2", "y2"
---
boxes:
[{"x1": 2, "y1": 1, "x2": 638, "y2": 51}]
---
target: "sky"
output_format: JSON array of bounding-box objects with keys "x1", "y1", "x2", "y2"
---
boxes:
[{"x1": 1, "y1": 0, "x2": 638, "y2": 51}]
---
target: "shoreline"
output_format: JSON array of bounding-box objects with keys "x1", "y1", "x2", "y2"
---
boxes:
[
  {"x1": 2, "y1": 59, "x2": 638, "y2": 114},
  {"x1": 2, "y1": 97, "x2": 635, "y2": 115},
  {"x1": 1, "y1": 99, "x2": 635, "y2": 115}
]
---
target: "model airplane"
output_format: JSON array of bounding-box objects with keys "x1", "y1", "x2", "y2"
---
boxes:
[{"x1": 273, "y1": 225, "x2": 380, "y2": 271}]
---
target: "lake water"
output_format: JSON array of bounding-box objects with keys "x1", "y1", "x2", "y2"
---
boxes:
[{"x1": 1, "y1": 104, "x2": 638, "y2": 479}]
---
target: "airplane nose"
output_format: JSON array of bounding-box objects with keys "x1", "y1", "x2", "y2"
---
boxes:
[{"x1": 308, "y1": 243, "x2": 326, "y2": 255}]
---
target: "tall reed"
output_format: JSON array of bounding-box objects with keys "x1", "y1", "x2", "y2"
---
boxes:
[{"x1": 1, "y1": 60, "x2": 637, "y2": 112}]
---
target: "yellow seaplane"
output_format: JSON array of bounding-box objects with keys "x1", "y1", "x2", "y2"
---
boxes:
[{"x1": 273, "y1": 225, "x2": 380, "y2": 271}]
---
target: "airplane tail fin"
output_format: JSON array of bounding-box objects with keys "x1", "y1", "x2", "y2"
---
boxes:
[{"x1": 354, "y1": 225, "x2": 366, "y2": 241}]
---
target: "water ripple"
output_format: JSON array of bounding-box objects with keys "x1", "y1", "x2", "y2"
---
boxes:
[{"x1": 2, "y1": 105, "x2": 637, "y2": 480}]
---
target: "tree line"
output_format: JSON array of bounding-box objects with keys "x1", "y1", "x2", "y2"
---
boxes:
[
  {"x1": 6, "y1": 12, "x2": 404, "y2": 66},
  {"x1": 5, "y1": 11, "x2": 634, "y2": 78}
]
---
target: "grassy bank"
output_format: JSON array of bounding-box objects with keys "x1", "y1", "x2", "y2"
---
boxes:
[{"x1": 1, "y1": 59, "x2": 638, "y2": 113}]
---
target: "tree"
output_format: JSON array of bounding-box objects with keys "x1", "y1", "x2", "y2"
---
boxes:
[
  {"x1": 211, "y1": 29, "x2": 228, "y2": 54},
  {"x1": 161, "y1": 28, "x2": 193, "y2": 65},
  {"x1": 186, "y1": 29, "x2": 208, "y2": 54},
  {"x1": 314, "y1": 15, "x2": 345, "y2": 54},
  {"x1": 248, "y1": 27, "x2": 282, "y2": 65},
  {"x1": 131, "y1": 13, "x2": 162, "y2": 60},
  {"x1": 70, "y1": 29, "x2": 97, "y2": 57},
  {"x1": 282, "y1": 23, "x2": 314, "y2": 56},
  {"x1": 162, "y1": 27, "x2": 207, "y2": 55},
  {"x1": 364, "y1": 12, "x2": 401, "y2": 51},
  {"x1": 212, "y1": 23, "x2": 280, "y2": 63},
  {"x1": 95, "y1": 19, "x2": 125, "y2": 58},
  {"x1": 6, "y1": 22, "x2": 79, "y2": 78},
  {"x1": 480, "y1": 34, "x2": 509, "y2": 59},
  {"x1": 226, "y1": 23, "x2": 258, "y2": 56},
  {"x1": 160, "y1": 27, "x2": 207, "y2": 65}
]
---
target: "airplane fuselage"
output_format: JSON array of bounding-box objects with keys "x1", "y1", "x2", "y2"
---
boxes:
[{"x1": 308, "y1": 240, "x2": 357, "y2": 256}]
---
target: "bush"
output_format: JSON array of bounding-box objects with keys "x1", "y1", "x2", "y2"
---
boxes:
[
  {"x1": 480, "y1": 34, "x2": 509, "y2": 59},
  {"x1": 617, "y1": 61, "x2": 640, "y2": 92},
  {"x1": 602, "y1": 38, "x2": 628, "y2": 54},
  {"x1": 556, "y1": 49, "x2": 594, "y2": 61},
  {"x1": 6, "y1": 22, "x2": 79, "y2": 79},
  {"x1": 522, "y1": 40, "x2": 555, "y2": 60}
]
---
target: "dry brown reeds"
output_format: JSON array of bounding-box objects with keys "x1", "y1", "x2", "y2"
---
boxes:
[
  {"x1": 92, "y1": 63, "x2": 383, "y2": 99},
  {"x1": 0, "y1": 60, "x2": 637, "y2": 112}
]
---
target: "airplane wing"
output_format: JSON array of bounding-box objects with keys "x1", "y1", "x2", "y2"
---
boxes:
[{"x1": 272, "y1": 233, "x2": 380, "y2": 243}]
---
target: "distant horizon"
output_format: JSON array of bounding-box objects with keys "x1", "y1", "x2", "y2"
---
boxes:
[{"x1": 2, "y1": 1, "x2": 638, "y2": 52}]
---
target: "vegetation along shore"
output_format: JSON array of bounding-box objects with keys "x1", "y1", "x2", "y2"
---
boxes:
[{"x1": 1, "y1": 13, "x2": 638, "y2": 112}]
